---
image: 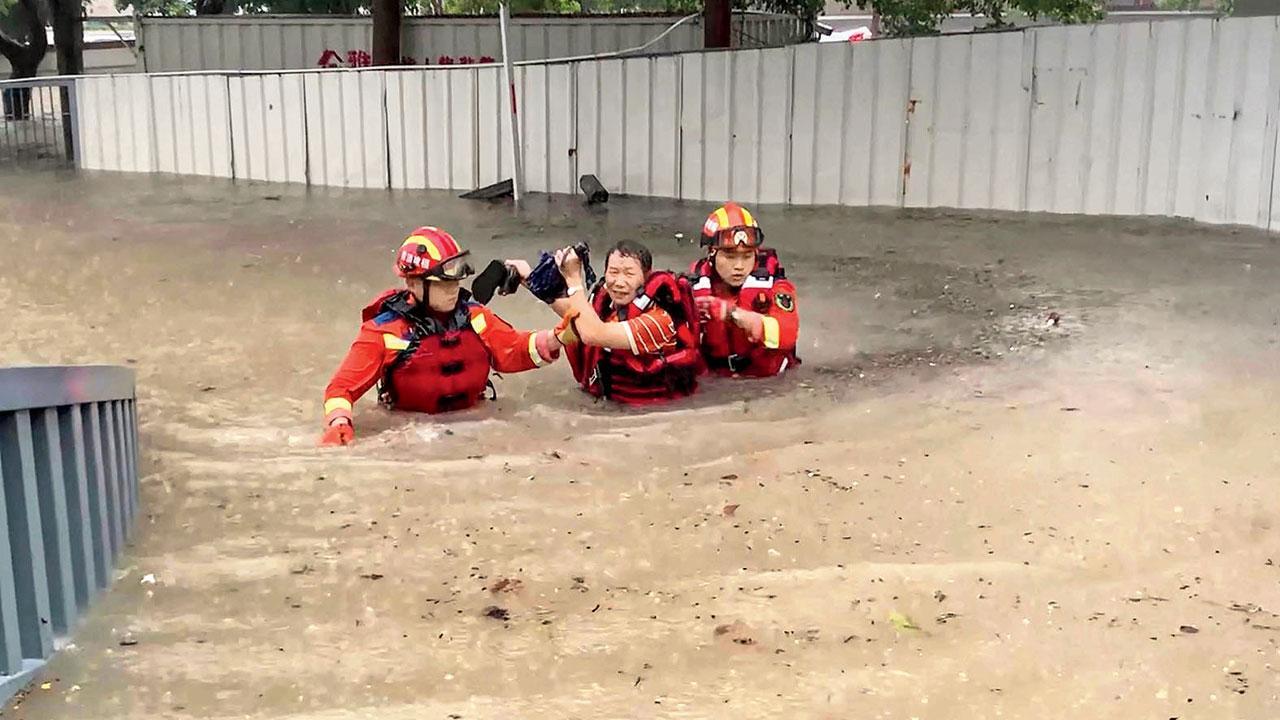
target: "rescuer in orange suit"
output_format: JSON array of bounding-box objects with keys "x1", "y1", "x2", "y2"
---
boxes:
[
  {"x1": 319, "y1": 227, "x2": 563, "y2": 446},
  {"x1": 689, "y1": 202, "x2": 800, "y2": 377}
]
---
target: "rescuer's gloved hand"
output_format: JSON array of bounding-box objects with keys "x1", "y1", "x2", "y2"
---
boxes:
[
  {"x1": 695, "y1": 296, "x2": 734, "y2": 322},
  {"x1": 319, "y1": 420, "x2": 355, "y2": 447},
  {"x1": 554, "y1": 308, "x2": 581, "y2": 345}
]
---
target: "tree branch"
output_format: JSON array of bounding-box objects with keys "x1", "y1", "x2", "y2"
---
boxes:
[{"x1": 0, "y1": 29, "x2": 28, "y2": 61}]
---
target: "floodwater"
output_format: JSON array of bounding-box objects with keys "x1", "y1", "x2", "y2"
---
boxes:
[{"x1": 1, "y1": 169, "x2": 1278, "y2": 719}]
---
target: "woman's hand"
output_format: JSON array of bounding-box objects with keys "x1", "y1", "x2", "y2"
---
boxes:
[{"x1": 555, "y1": 247, "x2": 584, "y2": 287}]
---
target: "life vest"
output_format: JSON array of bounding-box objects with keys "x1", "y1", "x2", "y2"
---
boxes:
[
  {"x1": 690, "y1": 248, "x2": 798, "y2": 376},
  {"x1": 568, "y1": 271, "x2": 702, "y2": 405},
  {"x1": 362, "y1": 289, "x2": 493, "y2": 414}
]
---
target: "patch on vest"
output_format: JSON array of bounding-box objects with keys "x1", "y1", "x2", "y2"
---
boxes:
[{"x1": 775, "y1": 292, "x2": 795, "y2": 312}]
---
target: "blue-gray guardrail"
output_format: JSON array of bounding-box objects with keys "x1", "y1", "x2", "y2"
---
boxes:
[{"x1": 0, "y1": 365, "x2": 139, "y2": 705}]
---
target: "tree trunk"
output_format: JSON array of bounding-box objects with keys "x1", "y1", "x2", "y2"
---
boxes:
[
  {"x1": 192, "y1": 0, "x2": 238, "y2": 16},
  {"x1": 0, "y1": 0, "x2": 48, "y2": 120},
  {"x1": 49, "y1": 0, "x2": 82, "y2": 76},
  {"x1": 372, "y1": 0, "x2": 401, "y2": 66},
  {"x1": 0, "y1": 0, "x2": 49, "y2": 79},
  {"x1": 704, "y1": 0, "x2": 731, "y2": 49}
]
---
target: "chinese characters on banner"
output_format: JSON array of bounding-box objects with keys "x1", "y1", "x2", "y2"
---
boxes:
[{"x1": 316, "y1": 50, "x2": 497, "y2": 68}]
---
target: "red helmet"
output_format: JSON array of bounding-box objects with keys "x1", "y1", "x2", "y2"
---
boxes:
[
  {"x1": 700, "y1": 202, "x2": 763, "y2": 250},
  {"x1": 395, "y1": 226, "x2": 474, "y2": 281}
]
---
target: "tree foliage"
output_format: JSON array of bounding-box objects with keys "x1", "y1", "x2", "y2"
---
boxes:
[
  {"x1": 120, "y1": 0, "x2": 1118, "y2": 37},
  {"x1": 124, "y1": 0, "x2": 746, "y2": 14},
  {"x1": 125, "y1": 0, "x2": 190, "y2": 13},
  {"x1": 850, "y1": 0, "x2": 1103, "y2": 36},
  {"x1": 1157, "y1": 0, "x2": 1231, "y2": 11}
]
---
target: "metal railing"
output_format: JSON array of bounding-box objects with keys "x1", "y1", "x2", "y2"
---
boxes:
[
  {"x1": 0, "y1": 366, "x2": 139, "y2": 705},
  {"x1": 0, "y1": 78, "x2": 79, "y2": 169}
]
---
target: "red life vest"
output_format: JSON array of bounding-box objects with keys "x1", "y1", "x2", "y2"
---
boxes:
[
  {"x1": 690, "y1": 248, "x2": 798, "y2": 376},
  {"x1": 362, "y1": 289, "x2": 493, "y2": 414},
  {"x1": 568, "y1": 271, "x2": 702, "y2": 405}
]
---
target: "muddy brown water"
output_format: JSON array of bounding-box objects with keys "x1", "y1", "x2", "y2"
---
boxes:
[{"x1": 1, "y1": 169, "x2": 1278, "y2": 719}]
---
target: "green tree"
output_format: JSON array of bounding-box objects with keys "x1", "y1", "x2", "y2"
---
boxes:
[
  {"x1": 125, "y1": 0, "x2": 193, "y2": 13},
  {"x1": 124, "y1": 0, "x2": 744, "y2": 14},
  {"x1": 120, "y1": 0, "x2": 1119, "y2": 30},
  {"x1": 2, "y1": 0, "x2": 84, "y2": 79},
  {"x1": 1156, "y1": 0, "x2": 1231, "y2": 11},
  {"x1": 442, "y1": 0, "x2": 580, "y2": 11},
  {"x1": 848, "y1": 0, "x2": 1103, "y2": 36}
]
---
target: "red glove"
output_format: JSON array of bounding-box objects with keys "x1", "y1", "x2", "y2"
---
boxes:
[
  {"x1": 695, "y1": 296, "x2": 735, "y2": 322},
  {"x1": 319, "y1": 421, "x2": 354, "y2": 447}
]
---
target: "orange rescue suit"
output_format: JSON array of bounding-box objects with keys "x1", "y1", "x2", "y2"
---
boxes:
[
  {"x1": 565, "y1": 271, "x2": 702, "y2": 406},
  {"x1": 322, "y1": 289, "x2": 553, "y2": 423},
  {"x1": 690, "y1": 249, "x2": 800, "y2": 377}
]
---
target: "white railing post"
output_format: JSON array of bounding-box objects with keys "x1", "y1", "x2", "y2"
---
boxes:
[{"x1": 498, "y1": 1, "x2": 525, "y2": 204}]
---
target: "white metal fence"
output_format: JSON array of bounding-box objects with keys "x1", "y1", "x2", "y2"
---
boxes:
[
  {"x1": 135, "y1": 13, "x2": 807, "y2": 72},
  {"x1": 78, "y1": 15, "x2": 1280, "y2": 232}
]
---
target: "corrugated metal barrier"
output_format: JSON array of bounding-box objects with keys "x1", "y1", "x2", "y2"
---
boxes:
[
  {"x1": 135, "y1": 13, "x2": 807, "y2": 72},
  {"x1": 0, "y1": 366, "x2": 140, "y2": 706},
  {"x1": 76, "y1": 15, "x2": 1280, "y2": 232}
]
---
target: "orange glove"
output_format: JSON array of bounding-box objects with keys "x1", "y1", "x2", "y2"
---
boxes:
[
  {"x1": 555, "y1": 308, "x2": 581, "y2": 345},
  {"x1": 695, "y1": 295, "x2": 734, "y2": 322},
  {"x1": 319, "y1": 421, "x2": 354, "y2": 447}
]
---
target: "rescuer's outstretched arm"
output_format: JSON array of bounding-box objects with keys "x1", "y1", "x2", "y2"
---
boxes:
[{"x1": 319, "y1": 328, "x2": 385, "y2": 446}]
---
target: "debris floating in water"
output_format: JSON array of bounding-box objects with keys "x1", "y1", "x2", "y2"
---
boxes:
[
  {"x1": 488, "y1": 578, "x2": 524, "y2": 594},
  {"x1": 889, "y1": 611, "x2": 920, "y2": 631}
]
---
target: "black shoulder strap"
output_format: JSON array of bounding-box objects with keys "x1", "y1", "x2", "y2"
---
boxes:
[
  {"x1": 383, "y1": 291, "x2": 471, "y2": 338},
  {"x1": 589, "y1": 278, "x2": 612, "y2": 319}
]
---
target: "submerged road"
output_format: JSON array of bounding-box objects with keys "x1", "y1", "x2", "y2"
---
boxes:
[{"x1": 2, "y1": 170, "x2": 1278, "y2": 719}]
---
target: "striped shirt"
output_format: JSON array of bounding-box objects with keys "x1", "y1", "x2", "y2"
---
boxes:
[{"x1": 618, "y1": 307, "x2": 677, "y2": 355}]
